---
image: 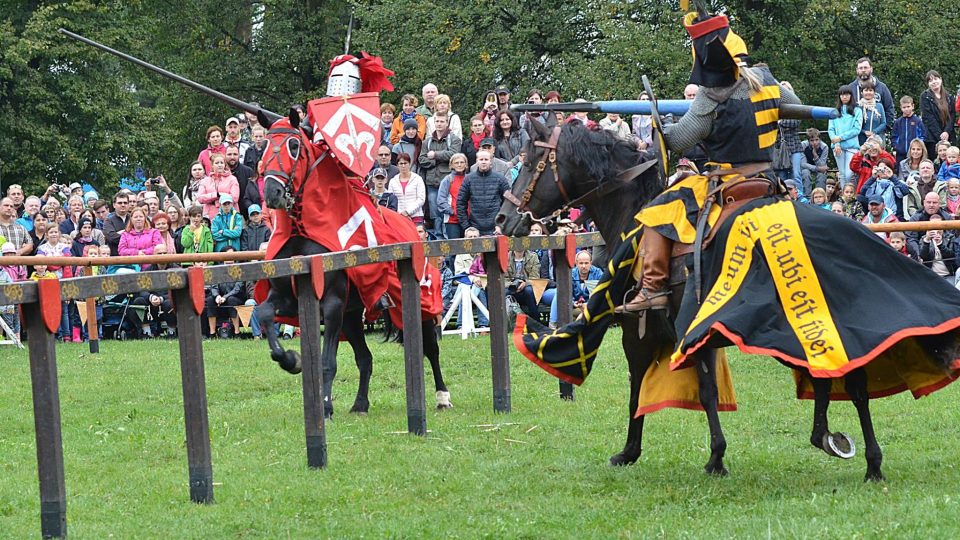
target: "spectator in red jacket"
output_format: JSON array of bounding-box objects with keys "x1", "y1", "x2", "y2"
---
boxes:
[{"x1": 851, "y1": 138, "x2": 895, "y2": 193}]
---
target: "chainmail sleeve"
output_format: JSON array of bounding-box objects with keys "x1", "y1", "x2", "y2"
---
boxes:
[{"x1": 663, "y1": 91, "x2": 717, "y2": 154}]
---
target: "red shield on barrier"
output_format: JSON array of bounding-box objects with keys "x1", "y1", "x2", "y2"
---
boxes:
[{"x1": 308, "y1": 92, "x2": 382, "y2": 177}]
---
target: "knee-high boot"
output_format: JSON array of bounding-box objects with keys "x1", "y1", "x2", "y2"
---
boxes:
[{"x1": 615, "y1": 229, "x2": 673, "y2": 313}]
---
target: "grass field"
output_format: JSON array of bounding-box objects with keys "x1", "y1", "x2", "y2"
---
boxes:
[{"x1": 1, "y1": 330, "x2": 959, "y2": 538}]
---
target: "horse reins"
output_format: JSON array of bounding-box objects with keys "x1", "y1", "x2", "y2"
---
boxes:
[
  {"x1": 262, "y1": 126, "x2": 328, "y2": 210},
  {"x1": 503, "y1": 125, "x2": 657, "y2": 225}
]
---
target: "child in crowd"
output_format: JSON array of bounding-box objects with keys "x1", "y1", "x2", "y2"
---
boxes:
[
  {"x1": 888, "y1": 231, "x2": 920, "y2": 262},
  {"x1": 944, "y1": 179, "x2": 960, "y2": 218},
  {"x1": 830, "y1": 201, "x2": 845, "y2": 216},
  {"x1": 810, "y1": 188, "x2": 830, "y2": 210},
  {"x1": 937, "y1": 146, "x2": 960, "y2": 181},
  {"x1": 840, "y1": 182, "x2": 865, "y2": 220},
  {"x1": 30, "y1": 264, "x2": 56, "y2": 281},
  {"x1": 858, "y1": 82, "x2": 886, "y2": 145},
  {"x1": 890, "y1": 96, "x2": 925, "y2": 168}
]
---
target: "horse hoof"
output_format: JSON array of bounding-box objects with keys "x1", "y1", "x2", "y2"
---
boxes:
[
  {"x1": 821, "y1": 432, "x2": 856, "y2": 459},
  {"x1": 704, "y1": 464, "x2": 729, "y2": 476},
  {"x1": 278, "y1": 350, "x2": 302, "y2": 374},
  {"x1": 349, "y1": 402, "x2": 370, "y2": 415},
  {"x1": 609, "y1": 451, "x2": 640, "y2": 467},
  {"x1": 864, "y1": 470, "x2": 885, "y2": 483},
  {"x1": 436, "y1": 391, "x2": 453, "y2": 410}
]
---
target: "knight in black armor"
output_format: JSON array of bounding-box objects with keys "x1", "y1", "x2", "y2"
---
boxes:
[{"x1": 617, "y1": 11, "x2": 799, "y2": 314}]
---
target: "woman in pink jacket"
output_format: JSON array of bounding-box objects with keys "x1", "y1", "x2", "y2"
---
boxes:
[
  {"x1": 195, "y1": 153, "x2": 240, "y2": 220},
  {"x1": 118, "y1": 208, "x2": 162, "y2": 258},
  {"x1": 197, "y1": 125, "x2": 226, "y2": 174}
]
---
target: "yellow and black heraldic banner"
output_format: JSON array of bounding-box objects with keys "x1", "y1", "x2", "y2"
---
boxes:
[
  {"x1": 515, "y1": 194, "x2": 960, "y2": 404},
  {"x1": 672, "y1": 199, "x2": 960, "y2": 399}
]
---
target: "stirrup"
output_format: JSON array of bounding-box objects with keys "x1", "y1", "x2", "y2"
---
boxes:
[
  {"x1": 615, "y1": 287, "x2": 670, "y2": 316},
  {"x1": 374, "y1": 293, "x2": 396, "y2": 311}
]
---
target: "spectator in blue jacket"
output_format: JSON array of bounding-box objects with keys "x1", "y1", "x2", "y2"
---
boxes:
[
  {"x1": 860, "y1": 157, "x2": 911, "y2": 219},
  {"x1": 549, "y1": 250, "x2": 603, "y2": 326},
  {"x1": 211, "y1": 194, "x2": 243, "y2": 252},
  {"x1": 891, "y1": 96, "x2": 926, "y2": 170},
  {"x1": 828, "y1": 85, "x2": 864, "y2": 184}
]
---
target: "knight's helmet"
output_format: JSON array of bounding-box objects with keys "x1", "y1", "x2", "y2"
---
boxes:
[
  {"x1": 682, "y1": 11, "x2": 750, "y2": 88},
  {"x1": 325, "y1": 53, "x2": 396, "y2": 97}
]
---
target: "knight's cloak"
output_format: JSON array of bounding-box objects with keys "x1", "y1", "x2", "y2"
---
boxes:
[
  {"x1": 515, "y1": 174, "x2": 960, "y2": 406},
  {"x1": 258, "y1": 153, "x2": 437, "y2": 327}
]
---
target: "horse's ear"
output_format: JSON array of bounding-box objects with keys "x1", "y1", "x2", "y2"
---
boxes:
[
  {"x1": 257, "y1": 110, "x2": 273, "y2": 129},
  {"x1": 301, "y1": 123, "x2": 314, "y2": 140},
  {"x1": 529, "y1": 116, "x2": 551, "y2": 140},
  {"x1": 544, "y1": 110, "x2": 558, "y2": 130},
  {"x1": 288, "y1": 107, "x2": 300, "y2": 129}
]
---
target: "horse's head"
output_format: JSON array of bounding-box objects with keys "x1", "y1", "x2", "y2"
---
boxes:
[
  {"x1": 260, "y1": 108, "x2": 315, "y2": 210},
  {"x1": 496, "y1": 118, "x2": 663, "y2": 241},
  {"x1": 496, "y1": 119, "x2": 572, "y2": 236}
]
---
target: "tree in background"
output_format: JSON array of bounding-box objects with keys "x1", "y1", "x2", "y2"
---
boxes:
[{"x1": 0, "y1": 0, "x2": 956, "y2": 197}]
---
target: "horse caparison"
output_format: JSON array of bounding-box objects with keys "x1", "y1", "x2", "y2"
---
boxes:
[
  {"x1": 257, "y1": 108, "x2": 449, "y2": 418},
  {"x1": 497, "y1": 118, "x2": 885, "y2": 481}
]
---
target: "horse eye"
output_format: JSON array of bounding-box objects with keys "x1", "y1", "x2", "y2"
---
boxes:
[{"x1": 287, "y1": 138, "x2": 301, "y2": 159}]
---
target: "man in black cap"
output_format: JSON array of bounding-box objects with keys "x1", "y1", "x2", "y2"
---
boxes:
[
  {"x1": 368, "y1": 167, "x2": 398, "y2": 211},
  {"x1": 469, "y1": 138, "x2": 511, "y2": 176},
  {"x1": 495, "y1": 86, "x2": 512, "y2": 114}
]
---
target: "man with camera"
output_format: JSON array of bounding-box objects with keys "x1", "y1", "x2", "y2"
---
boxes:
[{"x1": 143, "y1": 175, "x2": 183, "y2": 210}]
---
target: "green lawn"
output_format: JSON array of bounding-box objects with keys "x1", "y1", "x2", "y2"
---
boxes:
[{"x1": 1, "y1": 330, "x2": 959, "y2": 538}]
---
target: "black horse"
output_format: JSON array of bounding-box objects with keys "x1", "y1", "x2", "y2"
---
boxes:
[
  {"x1": 496, "y1": 119, "x2": 884, "y2": 480},
  {"x1": 256, "y1": 109, "x2": 451, "y2": 418}
]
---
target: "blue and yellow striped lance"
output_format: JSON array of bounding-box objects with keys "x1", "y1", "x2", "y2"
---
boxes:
[{"x1": 511, "y1": 101, "x2": 839, "y2": 121}]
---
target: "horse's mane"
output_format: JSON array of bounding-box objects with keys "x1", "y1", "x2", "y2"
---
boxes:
[{"x1": 556, "y1": 122, "x2": 665, "y2": 207}]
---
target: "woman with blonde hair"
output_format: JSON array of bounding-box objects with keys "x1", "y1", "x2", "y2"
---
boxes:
[
  {"x1": 899, "y1": 138, "x2": 928, "y2": 181},
  {"x1": 425, "y1": 94, "x2": 462, "y2": 141}
]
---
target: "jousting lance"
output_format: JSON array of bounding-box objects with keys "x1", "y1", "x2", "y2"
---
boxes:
[
  {"x1": 512, "y1": 100, "x2": 839, "y2": 120},
  {"x1": 57, "y1": 28, "x2": 283, "y2": 124}
]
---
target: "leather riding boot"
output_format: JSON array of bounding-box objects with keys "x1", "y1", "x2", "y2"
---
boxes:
[{"x1": 615, "y1": 229, "x2": 673, "y2": 314}]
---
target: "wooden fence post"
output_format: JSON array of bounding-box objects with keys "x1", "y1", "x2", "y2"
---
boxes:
[
  {"x1": 173, "y1": 268, "x2": 214, "y2": 504},
  {"x1": 85, "y1": 297, "x2": 99, "y2": 354},
  {"x1": 398, "y1": 245, "x2": 427, "y2": 435},
  {"x1": 484, "y1": 235, "x2": 512, "y2": 413},
  {"x1": 295, "y1": 260, "x2": 327, "y2": 468},
  {"x1": 25, "y1": 281, "x2": 67, "y2": 539},
  {"x1": 552, "y1": 234, "x2": 577, "y2": 401}
]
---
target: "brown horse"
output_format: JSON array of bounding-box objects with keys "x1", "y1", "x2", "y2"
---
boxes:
[{"x1": 496, "y1": 118, "x2": 888, "y2": 480}]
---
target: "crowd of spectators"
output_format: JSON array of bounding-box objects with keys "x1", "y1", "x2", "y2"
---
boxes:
[{"x1": 3, "y1": 58, "x2": 957, "y2": 342}]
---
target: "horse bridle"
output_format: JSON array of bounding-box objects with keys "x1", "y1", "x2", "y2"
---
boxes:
[
  {"x1": 503, "y1": 125, "x2": 657, "y2": 225},
  {"x1": 261, "y1": 126, "x2": 328, "y2": 210},
  {"x1": 503, "y1": 126, "x2": 570, "y2": 224}
]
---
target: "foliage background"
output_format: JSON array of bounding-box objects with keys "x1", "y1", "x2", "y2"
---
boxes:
[{"x1": 1, "y1": 0, "x2": 957, "y2": 195}]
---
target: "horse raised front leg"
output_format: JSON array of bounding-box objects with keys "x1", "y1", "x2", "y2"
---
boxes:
[
  {"x1": 845, "y1": 367, "x2": 884, "y2": 482},
  {"x1": 422, "y1": 319, "x2": 452, "y2": 409},
  {"x1": 257, "y1": 299, "x2": 301, "y2": 374},
  {"x1": 609, "y1": 322, "x2": 654, "y2": 466},
  {"x1": 341, "y1": 309, "x2": 372, "y2": 415},
  {"x1": 810, "y1": 375, "x2": 856, "y2": 460},
  {"x1": 696, "y1": 348, "x2": 728, "y2": 476}
]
